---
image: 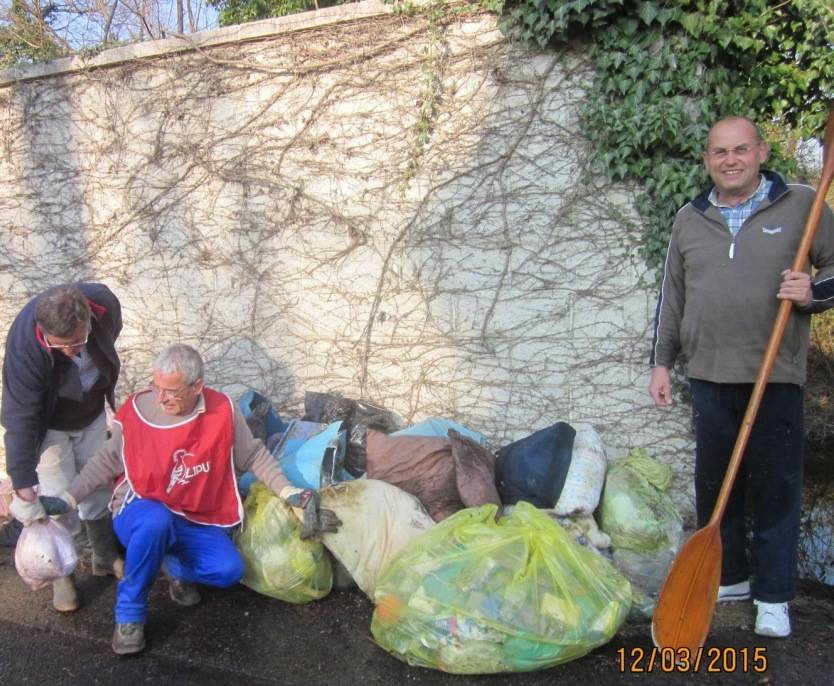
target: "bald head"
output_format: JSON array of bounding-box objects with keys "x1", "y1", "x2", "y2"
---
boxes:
[{"x1": 706, "y1": 117, "x2": 762, "y2": 151}]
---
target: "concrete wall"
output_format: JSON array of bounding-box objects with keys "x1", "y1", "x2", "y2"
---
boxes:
[{"x1": 0, "y1": 3, "x2": 695, "y2": 514}]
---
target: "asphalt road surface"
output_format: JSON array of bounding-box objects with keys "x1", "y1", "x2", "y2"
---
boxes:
[{"x1": 1, "y1": 545, "x2": 832, "y2": 685}]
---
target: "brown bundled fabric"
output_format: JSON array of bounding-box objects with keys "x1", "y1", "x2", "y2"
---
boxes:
[
  {"x1": 448, "y1": 429, "x2": 502, "y2": 509},
  {"x1": 366, "y1": 428, "x2": 501, "y2": 521}
]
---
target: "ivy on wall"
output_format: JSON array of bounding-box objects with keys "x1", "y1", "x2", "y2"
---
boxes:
[{"x1": 493, "y1": 0, "x2": 834, "y2": 274}]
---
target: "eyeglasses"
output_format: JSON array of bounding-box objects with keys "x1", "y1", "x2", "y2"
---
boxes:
[
  {"x1": 705, "y1": 144, "x2": 756, "y2": 159},
  {"x1": 149, "y1": 382, "x2": 195, "y2": 400},
  {"x1": 43, "y1": 325, "x2": 91, "y2": 350}
]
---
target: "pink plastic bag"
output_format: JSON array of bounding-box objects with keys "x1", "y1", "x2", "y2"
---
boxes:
[{"x1": 14, "y1": 519, "x2": 78, "y2": 590}]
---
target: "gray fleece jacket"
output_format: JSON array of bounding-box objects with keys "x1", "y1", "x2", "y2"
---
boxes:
[{"x1": 651, "y1": 170, "x2": 834, "y2": 384}]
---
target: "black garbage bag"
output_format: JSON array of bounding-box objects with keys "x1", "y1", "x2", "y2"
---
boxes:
[{"x1": 304, "y1": 391, "x2": 402, "y2": 477}]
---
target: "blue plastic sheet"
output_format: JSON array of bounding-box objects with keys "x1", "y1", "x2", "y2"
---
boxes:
[
  {"x1": 275, "y1": 420, "x2": 348, "y2": 489},
  {"x1": 393, "y1": 418, "x2": 486, "y2": 447}
]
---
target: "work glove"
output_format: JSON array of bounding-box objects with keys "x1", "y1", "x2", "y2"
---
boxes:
[
  {"x1": 280, "y1": 487, "x2": 342, "y2": 539},
  {"x1": 39, "y1": 495, "x2": 74, "y2": 517},
  {"x1": 10, "y1": 494, "x2": 46, "y2": 526},
  {"x1": 10, "y1": 492, "x2": 75, "y2": 526}
]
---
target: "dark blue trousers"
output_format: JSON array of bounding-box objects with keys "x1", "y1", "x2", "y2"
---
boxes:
[
  {"x1": 113, "y1": 499, "x2": 244, "y2": 623},
  {"x1": 690, "y1": 379, "x2": 803, "y2": 603}
]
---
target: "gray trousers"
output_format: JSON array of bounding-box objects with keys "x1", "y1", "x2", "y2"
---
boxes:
[{"x1": 37, "y1": 411, "x2": 112, "y2": 522}]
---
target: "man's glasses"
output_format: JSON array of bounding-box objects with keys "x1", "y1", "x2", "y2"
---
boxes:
[
  {"x1": 705, "y1": 144, "x2": 756, "y2": 160},
  {"x1": 43, "y1": 326, "x2": 91, "y2": 350},
  {"x1": 149, "y1": 382, "x2": 194, "y2": 400}
]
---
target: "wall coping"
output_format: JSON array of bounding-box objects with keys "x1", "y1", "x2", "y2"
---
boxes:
[{"x1": 0, "y1": 0, "x2": 422, "y2": 88}]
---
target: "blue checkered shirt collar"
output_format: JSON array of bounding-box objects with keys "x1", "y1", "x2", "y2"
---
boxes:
[{"x1": 708, "y1": 175, "x2": 771, "y2": 237}]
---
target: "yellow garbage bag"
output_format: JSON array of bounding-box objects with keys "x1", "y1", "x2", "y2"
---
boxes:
[
  {"x1": 371, "y1": 501, "x2": 631, "y2": 673},
  {"x1": 236, "y1": 482, "x2": 332, "y2": 603}
]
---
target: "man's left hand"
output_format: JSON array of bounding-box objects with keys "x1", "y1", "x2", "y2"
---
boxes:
[{"x1": 778, "y1": 270, "x2": 812, "y2": 307}]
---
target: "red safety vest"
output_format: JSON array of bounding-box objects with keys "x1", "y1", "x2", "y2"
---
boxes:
[{"x1": 114, "y1": 387, "x2": 243, "y2": 526}]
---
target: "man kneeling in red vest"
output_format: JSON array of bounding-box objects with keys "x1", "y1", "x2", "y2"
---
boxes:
[{"x1": 39, "y1": 343, "x2": 340, "y2": 655}]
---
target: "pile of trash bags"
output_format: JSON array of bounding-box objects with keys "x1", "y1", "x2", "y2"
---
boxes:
[{"x1": 233, "y1": 389, "x2": 683, "y2": 674}]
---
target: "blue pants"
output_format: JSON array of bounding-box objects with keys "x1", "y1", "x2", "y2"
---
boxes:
[
  {"x1": 113, "y1": 499, "x2": 244, "y2": 623},
  {"x1": 691, "y1": 380, "x2": 803, "y2": 603}
]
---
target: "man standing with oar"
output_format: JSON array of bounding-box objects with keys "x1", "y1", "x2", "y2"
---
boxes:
[{"x1": 649, "y1": 116, "x2": 834, "y2": 638}]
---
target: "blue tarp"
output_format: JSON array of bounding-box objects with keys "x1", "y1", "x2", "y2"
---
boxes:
[
  {"x1": 276, "y1": 420, "x2": 347, "y2": 490},
  {"x1": 393, "y1": 418, "x2": 486, "y2": 447}
]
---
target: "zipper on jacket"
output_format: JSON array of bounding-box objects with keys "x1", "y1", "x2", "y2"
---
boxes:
[{"x1": 724, "y1": 184, "x2": 777, "y2": 260}]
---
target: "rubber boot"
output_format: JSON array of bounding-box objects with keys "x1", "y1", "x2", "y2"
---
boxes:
[
  {"x1": 84, "y1": 518, "x2": 125, "y2": 579},
  {"x1": 52, "y1": 575, "x2": 80, "y2": 612}
]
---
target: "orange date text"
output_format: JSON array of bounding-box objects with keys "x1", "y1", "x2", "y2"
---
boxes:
[{"x1": 616, "y1": 646, "x2": 768, "y2": 673}]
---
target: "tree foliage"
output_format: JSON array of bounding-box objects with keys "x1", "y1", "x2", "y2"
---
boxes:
[
  {"x1": 497, "y1": 0, "x2": 834, "y2": 272},
  {"x1": 0, "y1": 0, "x2": 66, "y2": 68},
  {"x1": 210, "y1": 0, "x2": 348, "y2": 26},
  {"x1": 0, "y1": 0, "x2": 216, "y2": 67}
]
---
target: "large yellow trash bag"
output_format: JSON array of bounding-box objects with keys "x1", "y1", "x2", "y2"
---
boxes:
[
  {"x1": 371, "y1": 502, "x2": 631, "y2": 674},
  {"x1": 236, "y1": 482, "x2": 332, "y2": 603}
]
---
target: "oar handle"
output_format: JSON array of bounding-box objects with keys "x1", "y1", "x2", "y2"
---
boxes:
[{"x1": 708, "y1": 111, "x2": 834, "y2": 527}]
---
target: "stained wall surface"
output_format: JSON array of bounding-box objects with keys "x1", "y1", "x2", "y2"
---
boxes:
[{"x1": 0, "y1": 4, "x2": 695, "y2": 511}]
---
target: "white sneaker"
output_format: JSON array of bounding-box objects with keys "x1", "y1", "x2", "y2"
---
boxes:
[
  {"x1": 754, "y1": 601, "x2": 791, "y2": 638},
  {"x1": 717, "y1": 579, "x2": 751, "y2": 602}
]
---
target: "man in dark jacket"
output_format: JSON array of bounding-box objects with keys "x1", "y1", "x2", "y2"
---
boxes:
[{"x1": 4, "y1": 283, "x2": 124, "y2": 611}]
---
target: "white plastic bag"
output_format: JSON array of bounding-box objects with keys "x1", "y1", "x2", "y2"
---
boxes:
[
  {"x1": 552, "y1": 427, "x2": 607, "y2": 516},
  {"x1": 14, "y1": 519, "x2": 78, "y2": 590},
  {"x1": 320, "y1": 480, "x2": 435, "y2": 598}
]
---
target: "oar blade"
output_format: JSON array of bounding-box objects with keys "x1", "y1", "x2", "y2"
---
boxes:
[{"x1": 652, "y1": 525, "x2": 722, "y2": 652}]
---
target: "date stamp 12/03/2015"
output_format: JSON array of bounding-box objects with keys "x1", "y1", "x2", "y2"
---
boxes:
[{"x1": 617, "y1": 646, "x2": 768, "y2": 674}]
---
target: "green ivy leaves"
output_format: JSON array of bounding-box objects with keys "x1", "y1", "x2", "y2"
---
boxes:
[{"x1": 494, "y1": 0, "x2": 833, "y2": 276}]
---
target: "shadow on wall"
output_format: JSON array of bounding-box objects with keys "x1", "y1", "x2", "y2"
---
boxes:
[
  {"x1": 209, "y1": 337, "x2": 296, "y2": 414},
  {"x1": 2, "y1": 73, "x2": 96, "y2": 296}
]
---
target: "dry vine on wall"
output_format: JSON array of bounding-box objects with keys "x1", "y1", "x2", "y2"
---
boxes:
[{"x1": 0, "y1": 11, "x2": 696, "y2": 513}]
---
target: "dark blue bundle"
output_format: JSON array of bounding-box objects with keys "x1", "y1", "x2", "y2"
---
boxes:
[{"x1": 495, "y1": 422, "x2": 576, "y2": 508}]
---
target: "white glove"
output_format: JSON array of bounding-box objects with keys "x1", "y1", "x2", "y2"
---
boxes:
[{"x1": 10, "y1": 494, "x2": 47, "y2": 526}]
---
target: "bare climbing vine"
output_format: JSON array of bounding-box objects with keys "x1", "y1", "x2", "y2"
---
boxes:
[{"x1": 0, "y1": 9, "x2": 694, "y2": 511}]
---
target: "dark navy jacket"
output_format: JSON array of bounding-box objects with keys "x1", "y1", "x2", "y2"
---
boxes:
[{"x1": 1, "y1": 283, "x2": 121, "y2": 489}]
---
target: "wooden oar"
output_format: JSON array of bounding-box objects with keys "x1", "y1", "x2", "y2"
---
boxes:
[{"x1": 652, "y1": 109, "x2": 834, "y2": 653}]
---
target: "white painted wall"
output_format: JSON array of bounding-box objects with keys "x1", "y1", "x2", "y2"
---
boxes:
[{"x1": 0, "y1": 4, "x2": 695, "y2": 516}]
